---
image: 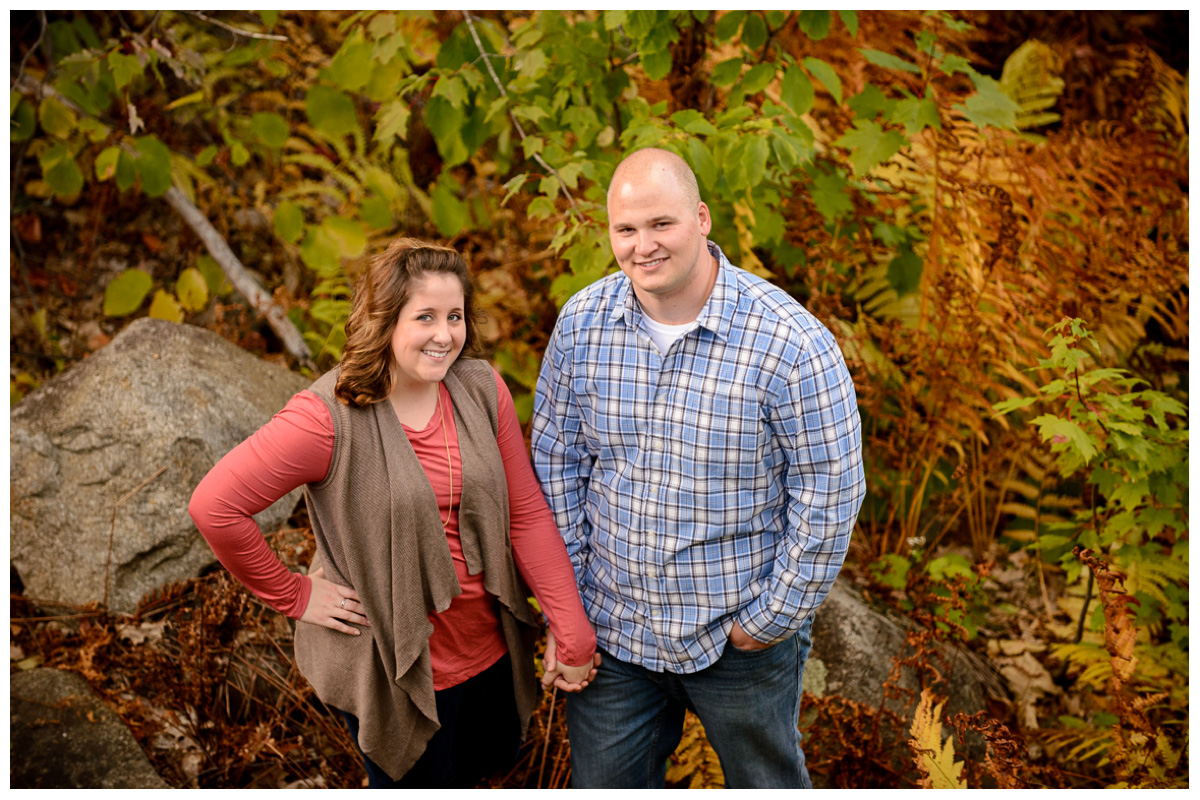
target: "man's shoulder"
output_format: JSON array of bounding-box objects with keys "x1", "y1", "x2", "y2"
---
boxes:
[{"x1": 725, "y1": 263, "x2": 830, "y2": 341}]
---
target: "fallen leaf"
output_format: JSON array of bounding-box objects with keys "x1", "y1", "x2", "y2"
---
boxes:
[{"x1": 15, "y1": 213, "x2": 42, "y2": 243}]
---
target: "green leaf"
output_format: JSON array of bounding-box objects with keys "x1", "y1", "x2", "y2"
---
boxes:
[
  {"x1": 938, "y1": 54, "x2": 975, "y2": 77},
  {"x1": 522, "y1": 135, "x2": 544, "y2": 159},
  {"x1": 10, "y1": 95, "x2": 36, "y2": 141},
  {"x1": 305, "y1": 85, "x2": 359, "y2": 138},
  {"x1": 803, "y1": 57, "x2": 843, "y2": 105},
  {"x1": 740, "y1": 63, "x2": 776, "y2": 96},
  {"x1": 149, "y1": 290, "x2": 184, "y2": 323},
  {"x1": 300, "y1": 226, "x2": 342, "y2": 277},
  {"x1": 78, "y1": 116, "x2": 108, "y2": 143},
  {"x1": 861, "y1": 48, "x2": 923, "y2": 74},
  {"x1": 834, "y1": 119, "x2": 907, "y2": 174},
  {"x1": 39, "y1": 143, "x2": 84, "y2": 198},
  {"x1": 374, "y1": 100, "x2": 411, "y2": 143},
  {"x1": 668, "y1": 109, "x2": 714, "y2": 136},
  {"x1": 798, "y1": 10, "x2": 831, "y2": 40},
  {"x1": 743, "y1": 135, "x2": 770, "y2": 186},
  {"x1": 231, "y1": 140, "x2": 250, "y2": 166},
  {"x1": 642, "y1": 49, "x2": 673, "y2": 81},
  {"x1": 886, "y1": 244, "x2": 923, "y2": 295},
  {"x1": 431, "y1": 75, "x2": 468, "y2": 108},
  {"x1": 603, "y1": 10, "x2": 626, "y2": 31},
  {"x1": 891, "y1": 96, "x2": 942, "y2": 135},
  {"x1": 107, "y1": 50, "x2": 142, "y2": 91},
  {"x1": 327, "y1": 31, "x2": 373, "y2": 92},
  {"x1": 133, "y1": 136, "x2": 173, "y2": 196},
  {"x1": 742, "y1": 13, "x2": 767, "y2": 50},
  {"x1": 431, "y1": 176, "x2": 470, "y2": 237},
  {"x1": 870, "y1": 553, "x2": 911, "y2": 590},
  {"x1": 424, "y1": 95, "x2": 468, "y2": 167},
  {"x1": 38, "y1": 96, "x2": 77, "y2": 139},
  {"x1": 250, "y1": 112, "x2": 289, "y2": 149},
  {"x1": 274, "y1": 200, "x2": 305, "y2": 243},
  {"x1": 712, "y1": 57, "x2": 743, "y2": 88},
  {"x1": 686, "y1": 137, "x2": 718, "y2": 193},
  {"x1": 103, "y1": 269, "x2": 153, "y2": 316},
  {"x1": 715, "y1": 10, "x2": 746, "y2": 42},
  {"x1": 848, "y1": 84, "x2": 894, "y2": 120},
  {"x1": 810, "y1": 171, "x2": 853, "y2": 223},
  {"x1": 196, "y1": 254, "x2": 231, "y2": 296},
  {"x1": 992, "y1": 396, "x2": 1038, "y2": 415},
  {"x1": 359, "y1": 195, "x2": 392, "y2": 230},
  {"x1": 527, "y1": 195, "x2": 557, "y2": 220},
  {"x1": 321, "y1": 216, "x2": 367, "y2": 258},
  {"x1": 781, "y1": 66, "x2": 815, "y2": 116},
  {"x1": 175, "y1": 268, "x2": 209, "y2": 312},
  {"x1": 838, "y1": 10, "x2": 859, "y2": 37},
  {"x1": 955, "y1": 75, "x2": 1021, "y2": 130},
  {"x1": 196, "y1": 145, "x2": 218, "y2": 167},
  {"x1": 115, "y1": 149, "x2": 137, "y2": 191},
  {"x1": 95, "y1": 146, "x2": 121, "y2": 181},
  {"x1": 1033, "y1": 414, "x2": 1099, "y2": 464}
]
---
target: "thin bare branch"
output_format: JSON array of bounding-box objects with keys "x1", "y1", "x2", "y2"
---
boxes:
[
  {"x1": 461, "y1": 10, "x2": 580, "y2": 214},
  {"x1": 182, "y1": 11, "x2": 289, "y2": 42},
  {"x1": 11, "y1": 10, "x2": 48, "y2": 93},
  {"x1": 164, "y1": 186, "x2": 315, "y2": 369},
  {"x1": 12, "y1": 75, "x2": 315, "y2": 369}
]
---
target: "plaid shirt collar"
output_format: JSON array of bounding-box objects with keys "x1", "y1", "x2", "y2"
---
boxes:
[{"x1": 608, "y1": 241, "x2": 738, "y2": 344}]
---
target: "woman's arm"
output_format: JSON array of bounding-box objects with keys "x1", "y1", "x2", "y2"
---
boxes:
[
  {"x1": 188, "y1": 391, "x2": 334, "y2": 618},
  {"x1": 490, "y1": 369, "x2": 597, "y2": 671}
]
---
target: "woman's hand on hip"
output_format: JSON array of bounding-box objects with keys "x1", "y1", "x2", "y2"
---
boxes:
[{"x1": 300, "y1": 567, "x2": 369, "y2": 634}]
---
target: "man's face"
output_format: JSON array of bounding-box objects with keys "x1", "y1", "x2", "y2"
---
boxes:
[{"x1": 607, "y1": 170, "x2": 712, "y2": 312}]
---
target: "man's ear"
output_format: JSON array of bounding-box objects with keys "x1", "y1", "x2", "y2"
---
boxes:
[{"x1": 698, "y1": 201, "x2": 713, "y2": 236}]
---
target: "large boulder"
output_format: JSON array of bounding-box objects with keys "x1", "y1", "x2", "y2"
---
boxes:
[
  {"x1": 11, "y1": 318, "x2": 311, "y2": 613},
  {"x1": 10, "y1": 668, "x2": 170, "y2": 788},
  {"x1": 807, "y1": 580, "x2": 1009, "y2": 782}
]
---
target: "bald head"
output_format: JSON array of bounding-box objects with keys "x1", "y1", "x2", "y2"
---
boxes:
[{"x1": 608, "y1": 148, "x2": 701, "y2": 211}]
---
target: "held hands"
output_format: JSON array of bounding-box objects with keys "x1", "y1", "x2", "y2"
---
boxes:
[
  {"x1": 542, "y1": 629, "x2": 600, "y2": 693},
  {"x1": 300, "y1": 567, "x2": 369, "y2": 635}
]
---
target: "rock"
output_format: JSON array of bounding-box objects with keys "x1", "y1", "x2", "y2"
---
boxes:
[
  {"x1": 10, "y1": 668, "x2": 170, "y2": 788},
  {"x1": 807, "y1": 580, "x2": 1009, "y2": 781},
  {"x1": 10, "y1": 318, "x2": 311, "y2": 614}
]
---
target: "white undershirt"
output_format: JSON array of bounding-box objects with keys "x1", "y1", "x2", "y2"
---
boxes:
[{"x1": 642, "y1": 314, "x2": 698, "y2": 354}]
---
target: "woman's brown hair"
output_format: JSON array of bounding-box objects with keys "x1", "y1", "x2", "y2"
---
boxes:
[{"x1": 334, "y1": 238, "x2": 481, "y2": 407}]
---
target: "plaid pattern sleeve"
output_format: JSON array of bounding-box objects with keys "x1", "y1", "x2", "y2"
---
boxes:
[{"x1": 532, "y1": 243, "x2": 865, "y2": 674}]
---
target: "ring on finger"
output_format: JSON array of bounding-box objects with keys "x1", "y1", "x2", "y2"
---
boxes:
[{"x1": 340, "y1": 598, "x2": 347, "y2": 609}]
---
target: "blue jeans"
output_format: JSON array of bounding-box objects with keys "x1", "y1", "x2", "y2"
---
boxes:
[{"x1": 565, "y1": 616, "x2": 814, "y2": 788}]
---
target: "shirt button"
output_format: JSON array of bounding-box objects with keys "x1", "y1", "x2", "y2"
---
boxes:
[{"x1": 647, "y1": 568, "x2": 657, "y2": 578}]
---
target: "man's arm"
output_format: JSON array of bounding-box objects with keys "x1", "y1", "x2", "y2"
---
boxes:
[
  {"x1": 531, "y1": 320, "x2": 595, "y2": 574},
  {"x1": 734, "y1": 328, "x2": 866, "y2": 645}
]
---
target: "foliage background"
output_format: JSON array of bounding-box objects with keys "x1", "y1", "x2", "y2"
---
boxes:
[{"x1": 9, "y1": 9, "x2": 1188, "y2": 789}]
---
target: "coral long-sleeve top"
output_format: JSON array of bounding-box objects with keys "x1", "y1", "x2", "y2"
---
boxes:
[{"x1": 189, "y1": 369, "x2": 595, "y2": 689}]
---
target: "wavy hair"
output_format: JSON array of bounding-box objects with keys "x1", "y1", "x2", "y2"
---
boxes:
[{"x1": 334, "y1": 238, "x2": 481, "y2": 407}]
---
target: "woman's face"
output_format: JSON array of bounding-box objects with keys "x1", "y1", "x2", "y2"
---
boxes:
[{"x1": 388, "y1": 272, "x2": 467, "y2": 395}]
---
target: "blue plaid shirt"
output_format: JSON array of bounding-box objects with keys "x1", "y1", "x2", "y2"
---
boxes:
[{"x1": 532, "y1": 242, "x2": 865, "y2": 673}]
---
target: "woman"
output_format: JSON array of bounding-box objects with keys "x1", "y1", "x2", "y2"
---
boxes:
[{"x1": 189, "y1": 238, "x2": 597, "y2": 788}]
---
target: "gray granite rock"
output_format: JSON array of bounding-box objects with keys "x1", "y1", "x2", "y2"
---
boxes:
[
  {"x1": 10, "y1": 668, "x2": 169, "y2": 788},
  {"x1": 10, "y1": 318, "x2": 310, "y2": 613}
]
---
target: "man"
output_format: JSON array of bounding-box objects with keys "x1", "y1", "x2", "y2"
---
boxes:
[{"x1": 532, "y1": 147, "x2": 865, "y2": 788}]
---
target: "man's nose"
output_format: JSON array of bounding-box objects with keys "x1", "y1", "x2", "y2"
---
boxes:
[{"x1": 635, "y1": 230, "x2": 656, "y2": 255}]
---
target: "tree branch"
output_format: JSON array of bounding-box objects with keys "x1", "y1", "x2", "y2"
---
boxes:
[
  {"x1": 13, "y1": 74, "x2": 315, "y2": 370},
  {"x1": 460, "y1": 10, "x2": 580, "y2": 214},
  {"x1": 162, "y1": 187, "x2": 314, "y2": 369},
  {"x1": 181, "y1": 11, "x2": 289, "y2": 41}
]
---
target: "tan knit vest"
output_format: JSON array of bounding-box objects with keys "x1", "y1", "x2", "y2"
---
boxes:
[{"x1": 293, "y1": 358, "x2": 539, "y2": 780}]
